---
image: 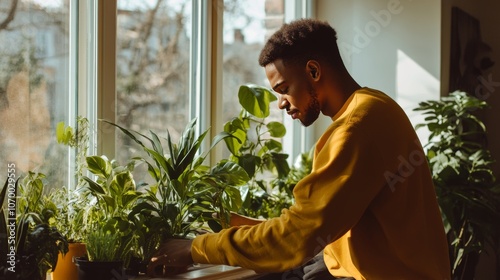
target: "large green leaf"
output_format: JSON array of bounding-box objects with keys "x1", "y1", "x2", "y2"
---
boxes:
[
  {"x1": 111, "y1": 171, "x2": 135, "y2": 193},
  {"x1": 271, "y1": 152, "x2": 291, "y2": 178},
  {"x1": 86, "y1": 156, "x2": 112, "y2": 179},
  {"x1": 238, "y1": 154, "x2": 260, "y2": 178},
  {"x1": 211, "y1": 160, "x2": 250, "y2": 186},
  {"x1": 238, "y1": 84, "x2": 277, "y2": 118},
  {"x1": 266, "y1": 121, "x2": 286, "y2": 138},
  {"x1": 223, "y1": 119, "x2": 247, "y2": 155},
  {"x1": 223, "y1": 186, "x2": 243, "y2": 212}
]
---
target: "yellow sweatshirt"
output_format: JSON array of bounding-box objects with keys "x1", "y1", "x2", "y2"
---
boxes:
[{"x1": 192, "y1": 87, "x2": 451, "y2": 279}]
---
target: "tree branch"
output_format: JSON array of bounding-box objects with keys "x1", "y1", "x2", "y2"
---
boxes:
[{"x1": 0, "y1": 0, "x2": 18, "y2": 31}]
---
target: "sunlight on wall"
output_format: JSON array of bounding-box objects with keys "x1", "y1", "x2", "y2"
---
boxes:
[{"x1": 396, "y1": 49, "x2": 439, "y2": 146}]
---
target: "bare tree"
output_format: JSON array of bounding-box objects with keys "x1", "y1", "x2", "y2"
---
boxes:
[{"x1": 0, "y1": 0, "x2": 18, "y2": 31}]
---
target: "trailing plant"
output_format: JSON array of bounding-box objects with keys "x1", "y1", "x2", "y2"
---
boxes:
[
  {"x1": 414, "y1": 91, "x2": 500, "y2": 279},
  {"x1": 82, "y1": 155, "x2": 140, "y2": 263},
  {"x1": 54, "y1": 116, "x2": 91, "y2": 243},
  {"x1": 0, "y1": 173, "x2": 68, "y2": 280},
  {"x1": 223, "y1": 84, "x2": 294, "y2": 219}
]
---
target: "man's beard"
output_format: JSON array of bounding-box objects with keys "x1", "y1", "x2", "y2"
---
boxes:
[{"x1": 301, "y1": 85, "x2": 320, "y2": 127}]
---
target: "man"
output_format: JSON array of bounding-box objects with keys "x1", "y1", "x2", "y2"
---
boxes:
[{"x1": 147, "y1": 18, "x2": 451, "y2": 279}]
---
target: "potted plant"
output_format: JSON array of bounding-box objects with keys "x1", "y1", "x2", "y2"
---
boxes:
[
  {"x1": 222, "y1": 84, "x2": 295, "y2": 219},
  {"x1": 75, "y1": 155, "x2": 140, "y2": 280},
  {"x1": 51, "y1": 116, "x2": 91, "y2": 280},
  {"x1": 0, "y1": 172, "x2": 68, "y2": 280},
  {"x1": 107, "y1": 118, "x2": 249, "y2": 275},
  {"x1": 414, "y1": 91, "x2": 500, "y2": 279}
]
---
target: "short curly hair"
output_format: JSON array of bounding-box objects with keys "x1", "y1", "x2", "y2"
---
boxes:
[{"x1": 258, "y1": 18, "x2": 339, "y2": 68}]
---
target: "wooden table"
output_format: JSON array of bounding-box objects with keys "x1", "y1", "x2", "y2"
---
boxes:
[{"x1": 132, "y1": 264, "x2": 266, "y2": 280}]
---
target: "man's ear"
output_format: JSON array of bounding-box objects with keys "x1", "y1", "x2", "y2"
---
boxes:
[{"x1": 306, "y1": 60, "x2": 321, "y2": 80}]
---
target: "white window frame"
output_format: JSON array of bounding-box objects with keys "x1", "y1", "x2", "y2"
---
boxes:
[
  {"x1": 81, "y1": 0, "x2": 316, "y2": 165},
  {"x1": 283, "y1": 0, "x2": 316, "y2": 164}
]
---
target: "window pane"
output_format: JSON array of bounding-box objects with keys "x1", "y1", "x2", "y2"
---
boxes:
[
  {"x1": 222, "y1": 0, "x2": 284, "y2": 141},
  {"x1": 115, "y1": 0, "x2": 192, "y2": 181},
  {"x1": 0, "y1": 0, "x2": 72, "y2": 187}
]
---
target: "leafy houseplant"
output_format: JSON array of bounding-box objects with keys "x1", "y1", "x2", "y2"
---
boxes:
[
  {"x1": 103, "y1": 118, "x2": 249, "y2": 275},
  {"x1": 223, "y1": 84, "x2": 295, "y2": 219},
  {"x1": 76, "y1": 155, "x2": 140, "y2": 279},
  {"x1": 0, "y1": 173, "x2": 68, "y2": 280},
  {"x1": 52, "y1": 116, "x2": 91, "y2": 280},
  {"x1": 109, "y1": 118, "x2": 248, "y2": 243},
  {"x1": 53, "y1": 117, "x2": 91, "y2": 242},
  {"x1": 414, "y1": 91, "x2": 500, "y2": 279}
]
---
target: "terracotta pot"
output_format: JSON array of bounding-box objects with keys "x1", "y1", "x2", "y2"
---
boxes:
[{"x1": 51, "y1": 242, "x2": 87, "y2": 280}]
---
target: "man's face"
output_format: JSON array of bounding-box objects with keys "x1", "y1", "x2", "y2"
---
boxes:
[{"x1": 265, "y1": 59, "x2": 320, "y2": 127}]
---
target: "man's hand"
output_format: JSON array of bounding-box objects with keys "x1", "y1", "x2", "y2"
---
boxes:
[{"x1": 147, "y1": 238, "x2": 194, "y2": 277}]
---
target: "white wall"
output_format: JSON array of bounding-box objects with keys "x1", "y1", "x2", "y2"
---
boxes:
[{"x1": 312, "y1": 0, "x2": 441, "y2": 145}]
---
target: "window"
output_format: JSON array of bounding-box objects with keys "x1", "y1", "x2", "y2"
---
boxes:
[
  {"x1": 0, "y1": 0, "x2": 75, "y2": 187},
  {"x1": 0, "y1": 0, "x2": 311, "y2": 187},
  {"x1": 222, "y1": 0, "x2": 284, "y2": 123},
  {"x1": 114, "y1": 0, "x2": 192, "y2": 182},
  {"x1": 222, "y1": 0, "x2": 284, "y2": 122}
]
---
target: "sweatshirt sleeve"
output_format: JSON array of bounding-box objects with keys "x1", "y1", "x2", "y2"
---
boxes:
[{"x1": 191, "y1": 123, "x2": 389, "y2": 272}]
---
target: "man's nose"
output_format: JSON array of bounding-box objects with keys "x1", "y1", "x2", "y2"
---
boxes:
[{"x1": 278, "y1": 95, "x2": 290, "y2": 111}]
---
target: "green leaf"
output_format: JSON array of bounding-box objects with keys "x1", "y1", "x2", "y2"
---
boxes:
[
  {"x1": 122, "y1": 191, "x2": 139, "y2": 208},
  {"x1": 211, "y1": 161, "x2": 250, "y2": 186},
  {"x1": 223, "y1": 186, "x2": 243, "y2": 211},
  {"x1": 223, "y1": 121, "x2": 246, "y2": 155},
  {"x1": 266, "y1": 121, "x2": 286, "y2": 138},
  {"x1": 56, "y1": 121, "x2": 74, "y2": 145},
  {"x1": 150, "y1": 130, "x2": 164, "y2": 155},
  {"x1": 102, "y1": 120, "x2": 148, "y2": 149},
  {"x1": 111, "y1": 171, "x2": 135, "y2": 193},
  {"x1": 263, "y1": 139, "x2": 283, "y2": 153},
  {"x1": 238, "y1": 84, "x2": 277, "y2": 118},
  {"x1": 144, "y1": 147, "x2": 173, "y2": 177},
  {"x1": 239, "y1": 154, "x2": 260, "y2": 178},
  {"x1": 103, "y1": 195, "x2": 116, "y2": 209},
  {"x1": 83, "y1": 176, "x2": 106, "y2": 195},
  {"x1": 224, "y1": 117, "x2": 247, "y2": 132},
  {"x1": 202, "y1": 131, "x2": 240, "y2": 161},
  {"x1": 86, "y1": 156, "x2": 112, "y2": 179},
  {"x1": 271, "y1": 152, "x2": 291, "y2": 178}
]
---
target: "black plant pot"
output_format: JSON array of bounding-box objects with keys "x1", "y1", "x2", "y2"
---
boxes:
[{"x1": 75, "y1": 257, "x2": 126, "y2": 280}]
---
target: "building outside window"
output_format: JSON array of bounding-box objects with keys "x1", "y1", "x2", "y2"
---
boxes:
[
  {"x1": 0, "y1": 0, "x2": 73, "y2": 188},
  {"x1": 0, "y1": 0, "x2": 304, "y2": 188}
]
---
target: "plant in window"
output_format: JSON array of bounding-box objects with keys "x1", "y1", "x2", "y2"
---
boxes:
[
  {"x1": 107, "y1": 118, "x2": 248, "y2": 264},
  {"x1": 51, "y1": 116, "x2": 92, "y2": 280},
  {"x1": 75, "y1": 155, "x2": 140, "y2": 279},
  {"x1": 0, "y1": 173, "x2": 68, "y2": 280},
  {"x1": 414, "y1": 91, "x2": 500, "y2": 279},
  {"x1": 53, "y1": 116, "x2": 91, "y2": 243},
  {"x1": 223, "y1": 84, "x2": 295, "y2": 219}
]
